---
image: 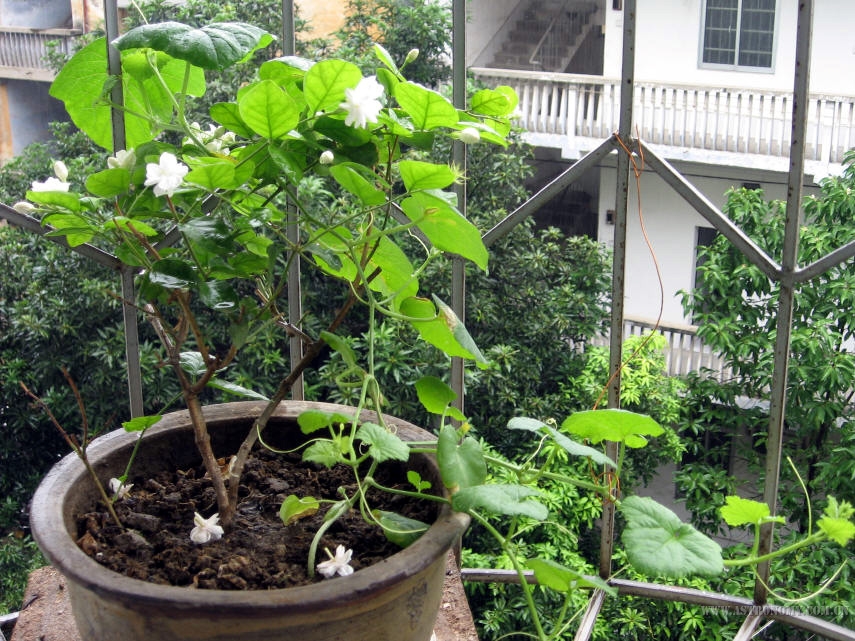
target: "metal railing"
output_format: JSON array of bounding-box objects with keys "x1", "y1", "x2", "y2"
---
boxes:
[
  {"x1": 471, "y1": 66, "x2": 855, "y2": 169},
  {"x1": 0, "y1": 27, "x2": 80, "y2": 81}
]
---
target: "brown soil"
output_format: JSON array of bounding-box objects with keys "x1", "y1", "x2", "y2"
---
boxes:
[{"x1": 75, "y1": 448, "x2": 437, "y2": 590}]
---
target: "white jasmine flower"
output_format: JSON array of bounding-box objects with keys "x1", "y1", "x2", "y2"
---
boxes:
[
  {"x1": 190, "y1": 512, "x2": 224, "y2": 544},
  {"x1": 319, "y1": 150, "x2": 335, "y2": 165},
  {"x1": 53, "y1": 160, "x2": 69, "y2": 182},
  {"x1": 109, "y1": 477, "x2": 133, "y2": 500},
  {"x1": 144, "y1": 152, "x2": 188, "y2": 197},
  {"x1": 316, "y1": 544, "x2": 354, "y2": 578},
  {"x1": 31, "y1": 176, "x2": 70, "y2": 192},
  {"x1": 340, "y1": 76, "x2": 384, "y2": 129},
  {"x1": 458, "y1": 127, "x2": 481, "y2": 144},
  {"x1": 107, "y1": 148, "x2": 136, "y2": 170},
  {"x1": 12, "y1": 201, "x2": 37, "y2": 214}
]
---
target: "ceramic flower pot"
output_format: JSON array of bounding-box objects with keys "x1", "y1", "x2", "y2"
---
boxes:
[{"x1": 30, "y1": 400, "x2": 468, "y2": 641}]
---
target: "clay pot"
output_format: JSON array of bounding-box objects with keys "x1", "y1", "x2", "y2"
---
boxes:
[{"x1": 30, "y1": 401, "x2": 468, "y2": 641}]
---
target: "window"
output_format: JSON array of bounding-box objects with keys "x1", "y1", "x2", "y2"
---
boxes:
[{"x1": 701, "y1": 0, "x2": 776, "y2": 70}]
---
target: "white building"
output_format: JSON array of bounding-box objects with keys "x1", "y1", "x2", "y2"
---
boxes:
[{"x1": 467, "y1": 0, "x2": 854, "y2": 327}]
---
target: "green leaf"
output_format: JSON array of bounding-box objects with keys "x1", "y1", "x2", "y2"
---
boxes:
[
  {"x1": 620, "y1": 496, "x2": 723, "y2": 578},
  {"x1": 395, "y1": 82, "x2": 458, "y2": 130},
  {"x1": 471, "y1": 86, "x2": 519, "y2": 117},
  {"x1": 356, "y1": 422, "x2": 410, "y2": 463},
  {"x1": 29, "y1": 191, "x2": 82, "y2": 211},
  {"x1": 185, "y1": 158, "x2": 237, "y2": 190},
  {"x1": 508, "y1": 417, "x2": 617, "y2": 468},
  {"x1": 373, "y1": 510, "x2": 428, "y2": 548},
  {"x1": 398, "y1": 160, "x2": 457, "y2": 191},
  {"x1": 239, "y1": 79, "x2": 300, "y2": 139},
  {"x1": 329, "y1": 163, "x2": 386, "y2": 205},
  {"x1": 452, "y1": 484, "x2": 547, "y2": 521},
  {"x1": 149, "y1": 257, "x2": 198, "y2": 288},
  {"x1": 562, "y1": 409, "x2": 664, "y2": 448},
  {"x1": 297, "y1": 409, "x2": 355, "y2": 434},
  {"x1": 527, "y1": 558, "x2": 616, "y2": 596},
  {"x1": 280, "y1": 495, "x2": 319, "y2": 525},
  {"x1": 303, "y1": 440, "x2": 343, "y2": 468},
  {"x1": 400, "y1": 296, "x2": 487, "y2": 365},
  {"x1": 407, "y1": 470, "x2": 431, "y2": 493},
  {"x1": 114, "y1": 22, "x2": 274, "y2": 70},
  {"x1": 399, "y1": 191, "x2": 488, "y2": 270},
  {"x1": 437, "y1": 424, "x2": 487, "y2": 493},
  {"x1": 209, "y1": 102, "x2": 254, "y2": 138},
  {"x1": 40, "y1": 212, "x2": 93, "y2": 247},
  {"x1": 415, "y1": 376, "x2": 466, "y2": 422},
  {"x1": 304, "y1": 59, "x2": 362, "y2": 114},
  {"x1": 719, "y1": 496, "x2": 772, "y2": 527},
  {"x1": 259, "y1": 55, "x2": 313, "y2": 84},
  {"x1": 372, "y1": 43, "x2": 399, "y2": 75},
  {"x1": 178, "y1": 351, "x2": 208, "y2": 376},
  {"x1": 198, "y1": 279, "x2": 239, "y2": 310},
  {"x1": 817, "y1": 516, "x2": 855, "y2": 546},
  {"x1": 320, "y1": 331, "x2": 359, "y2": 369},
  {"x1": 207, "y1": 378, "x2": 269, "y2": 401},
  {"x1": 85, "y1": 168, "x2": 130, "y2": 197},
  {"x1": 122, "y1": 414, "x2": 162, "y2": 432}
]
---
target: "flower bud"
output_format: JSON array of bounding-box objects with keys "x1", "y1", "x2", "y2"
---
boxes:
[
  {"x1": 53, "y1": 160, "x2": 69, "y2": 182},
  {"x1": 405, "y1": 49, "x2": 419, "y2": 65},
  {"x1": 320, "y1": 150, "x2": 335, "y2": 165},
  {"x1": 12, "y1": 201, "x2": 36, "y2": 214},
  {"x1": 459, "y1": 127, "x2": 481, "y2": 144}
]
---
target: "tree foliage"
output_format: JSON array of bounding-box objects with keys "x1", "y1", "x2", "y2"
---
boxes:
[{"x1": 681, "y1": 155, "x2": 855, "y2": 524}]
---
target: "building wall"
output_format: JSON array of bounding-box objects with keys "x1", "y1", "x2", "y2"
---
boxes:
[
  {"x1": 296, "y1": 0, "x2": 347, "y2": 40},
  {"x1": 596, "y1": 164, "x2": 814, "y2": 325},
  {"x1": 603, "y1": 1, "x2": 855, "y2": 96}
]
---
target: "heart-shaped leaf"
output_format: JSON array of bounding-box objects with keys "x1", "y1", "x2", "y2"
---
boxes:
[
  {"x1": 620, "y1": 496, "x2": 723, "y2": 578},
  {"x1": 437, "y1": 424, "x2": 487, "y2": 493},
  {"x1": 374, "y1": 510, "x2": 428, "y2": 548},
  {"x1": 563, "y1": 409, "x2": 664, "y2": 448},
  {"x1": 415, "y1": 376, "x2": 466, "y2": 422},
  {"x1": 280, "y1": 495, "x2": 319, "y2": 525},
  {"x1": 356, "y1": 422, "x2": 410, "y2": 463}
]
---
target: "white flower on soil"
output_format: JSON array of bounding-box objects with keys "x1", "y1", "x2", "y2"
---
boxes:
[
  {"x1": 340, "y1": 76, "x2": 384, "y2": 129},
  {"x1": 144, "y1": 152, "x2": 189, "y2": 197},
  {"x1": 190, "y1": 512, "x2": 224, "y2": 544},
  {"x1": 108, "y1": 477, "x2": 133, "y2": 500},
  {"x1": 316, "y1": 545, "x2": 354, "y2": 578}
]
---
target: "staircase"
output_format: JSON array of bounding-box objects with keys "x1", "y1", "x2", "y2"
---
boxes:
[{"x1": 489, "y1": 0, "x2": 599, "y2": 72}]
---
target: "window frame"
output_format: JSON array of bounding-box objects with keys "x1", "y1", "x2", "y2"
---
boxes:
[{"x1": 698, "y1": 0, "x2": 778, "y2": 74}]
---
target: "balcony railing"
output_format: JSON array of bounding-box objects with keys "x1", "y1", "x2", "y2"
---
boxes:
[
  {"x1": 471, "y1": 67, "x2": 855, "y2": 170},
  {"x1": 0, "y1": 27, "x2": 81, "y2": 81}
]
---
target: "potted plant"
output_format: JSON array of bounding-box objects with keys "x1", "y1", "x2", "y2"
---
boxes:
[
  {"x1": 19, "y1": 19, "x2": 855, "y2": 641},
  {"x1": 20, "y1": 19, "x2": 518, "y2": 641}
]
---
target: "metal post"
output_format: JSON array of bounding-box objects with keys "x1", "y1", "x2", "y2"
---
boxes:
[
  {"x1": 599, "y1": 0, "x2": 636, "y2": 581},
  {"x1": 450, "y1": 0, "x2": 466, "y2": 413},
  {"x1": 283, "y1": 0, "x2": 304, "y2": 399},
  {"x1": 753, "y1": 0, "x2": 813, "y2": 605}
]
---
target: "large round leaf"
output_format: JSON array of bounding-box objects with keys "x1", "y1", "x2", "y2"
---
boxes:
[{"x1": 114, "y1": 22, "x2": 274, "y2": 70}]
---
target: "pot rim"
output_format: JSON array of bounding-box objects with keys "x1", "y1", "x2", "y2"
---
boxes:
[{"x1": 30, "y1": 400, "x2": 469, "y2": 613}]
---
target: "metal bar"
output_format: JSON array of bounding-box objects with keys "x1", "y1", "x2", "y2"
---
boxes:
[
  {"x1": 733, "y1": 613, "x2": 764, "y2": 641},
  {"x1": 482, "y1": 137, "x2": 615, "y2": 248},
  {"x1": 104, "y1": 0, "x2": 125, "y2": 152},
  {"x1": 638, "y1": 142, "x2": 782, "y2": 281},
  {"x1": 754, "y1": 0, "x2": 813, "y2": 605},
  {"x1": 598, "y1": 0, "x2": 636, "y2": 583},
  {"x1": 450, "y1": 0, "x2": 466, "y2": 411},
  {"x1": 796, "y1": 237, "x2": 855, "y2": 283},
  {"x1": 120, "y1": 266, "x2": 144, "y2": 418},
  {"x1": 283, "y1": 1, "x2": 303, "y2": 399},
  {"x1": 0, "y1": 205, "x2": 121, "y2": 269},
  {"x1": 572, "y1": 589, "x2": 606, "y2": 641}
]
